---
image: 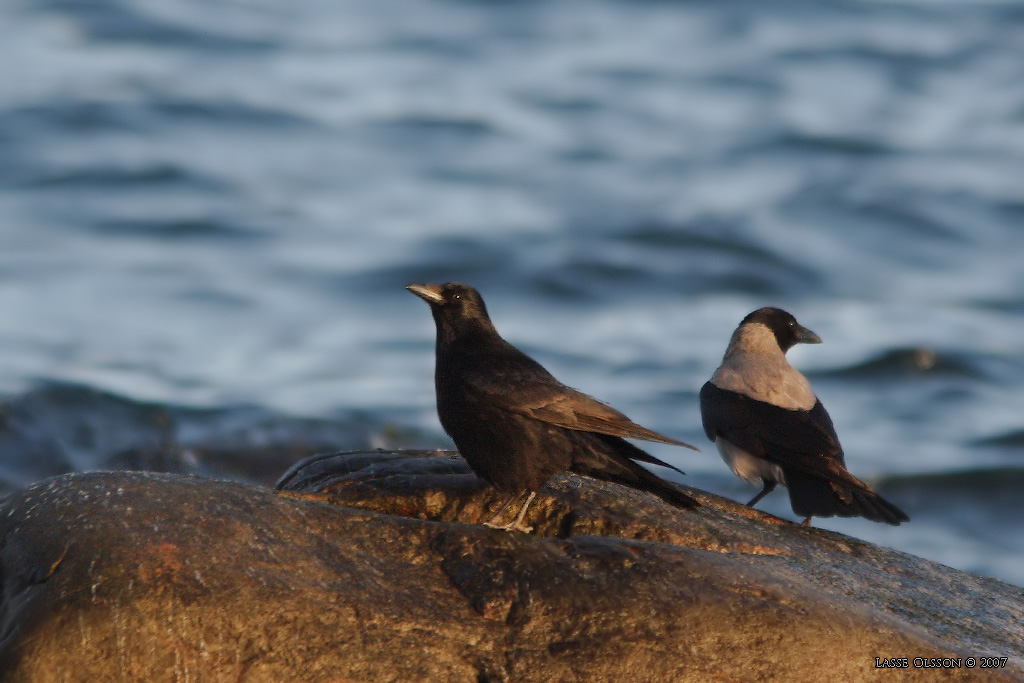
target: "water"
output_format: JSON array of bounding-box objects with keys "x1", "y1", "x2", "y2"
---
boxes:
[{"x1": 1, "y1": 0, "x2": 1023, "y2": 585}]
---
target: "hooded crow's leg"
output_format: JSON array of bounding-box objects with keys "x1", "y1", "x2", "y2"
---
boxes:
[
  {"x1": 746, "y1": 480, "x2": 777, "y2": 508},
  {"x1": 801, "y1": 515, "x2": 813, "y2": 526}
]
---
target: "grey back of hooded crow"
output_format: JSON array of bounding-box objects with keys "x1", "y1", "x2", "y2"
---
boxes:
[
  {"x1": 700, "y1": 307, "x2": 908, "y2": 526},
  {"x1": 408, "y1": 282, "x2": 698, "y2": 532}
]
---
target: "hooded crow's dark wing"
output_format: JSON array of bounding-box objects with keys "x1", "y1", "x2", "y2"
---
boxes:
[
  {"x1": 701, "y1": 382, "x2": 908, "y2": 524},
  {"x1": 700, "y1": 381, "x2": 876, "y2": 491}
]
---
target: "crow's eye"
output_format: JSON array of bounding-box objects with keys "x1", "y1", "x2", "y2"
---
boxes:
[{"x1": 453, "y1": 294, "x2": 462, "y2": 300}]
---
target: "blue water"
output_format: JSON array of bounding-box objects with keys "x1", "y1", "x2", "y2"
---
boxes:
[{"x1": 1, "y1": 0, "x2": 1022, "y2": 585}]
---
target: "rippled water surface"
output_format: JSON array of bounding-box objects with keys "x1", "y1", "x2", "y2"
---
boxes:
[{"x1": 1, "y1": 0, "x2": 1023, "y2": 585}]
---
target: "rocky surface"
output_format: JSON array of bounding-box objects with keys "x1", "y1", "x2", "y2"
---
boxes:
[{"x1": 0, "y1": 449, "x2": 1021, "y2": 682}]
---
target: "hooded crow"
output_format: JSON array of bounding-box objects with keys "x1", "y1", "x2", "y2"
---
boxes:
[
  {"x1": 408, "y1": 282, "x2": 699, "y2": 532},
  {"x1": 700, "y1": 307, "x2": 908, "y2": 526}
]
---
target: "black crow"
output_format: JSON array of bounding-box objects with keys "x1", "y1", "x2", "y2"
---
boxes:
[
  {"x1": 408, "y1": 282, "x2": 698, "y2": 532},
  {"x1": 700, "y1": 307, "x2": 908, "y2": 526}
]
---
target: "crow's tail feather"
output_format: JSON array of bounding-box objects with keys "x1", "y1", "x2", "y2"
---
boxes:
[{"x1": 571, "y1": 434, "x2": 699, "y2": 510}]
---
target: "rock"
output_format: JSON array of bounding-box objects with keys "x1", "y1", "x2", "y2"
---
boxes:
[{"x1": 0, "y1": 450, "x2": 1021, "y2": 682}]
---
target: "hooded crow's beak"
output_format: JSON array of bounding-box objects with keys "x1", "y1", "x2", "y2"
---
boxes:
[
  {"x1": 795, "y1": 325, "x2": 822, "y2": 345},
  {"x1": 406, "y1": 283, "x2": 445, "y2": 305}
]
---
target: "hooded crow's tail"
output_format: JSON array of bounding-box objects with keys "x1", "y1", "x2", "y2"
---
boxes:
[
  {"x1": 785, "y1": 468, "x2": 908, "y2": 525},
  {"x1": 570, "y1": 433, "x2": 699, "y2": 510}
]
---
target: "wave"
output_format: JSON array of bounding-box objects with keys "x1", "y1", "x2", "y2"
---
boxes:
[
  {"x1": 811, "y1": 348, "x2": 986, "y2": 380},
  {"x1": 974, "y1": 430, "x2": 1024, "y2": 449},
  {"x1": 91, "y1": 217, "x2": 266, "y2": 242},
  {"x1": 37, "y1": 0, "x2": 275, "y2": 51},
  {"x1": 0, "y1": 381, "x2": 431, "y2": 496},
  {"x1": 15, "y1": 163, "x2": 229, "y2": 192},
  {"x1": 879, "y1": 468, "x2": 1024, "y2": 518}
]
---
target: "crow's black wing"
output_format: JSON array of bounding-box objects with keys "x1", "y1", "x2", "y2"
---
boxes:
[
  {"x1": 700, "y1": 382, "x2": 908, "y2": 524},
  {"x1": 452, "y1": 338, "x2": 697, "y2": 451},
  {"x1": 700, "y1": 381, "x2": 862, "y2": 486}
]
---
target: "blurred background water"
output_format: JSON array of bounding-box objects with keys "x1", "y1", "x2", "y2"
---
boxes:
[{"x1": 0, "y1": 0, "x2": 1022, "y2": 585}]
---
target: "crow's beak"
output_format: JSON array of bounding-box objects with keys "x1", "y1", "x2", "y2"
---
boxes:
[
  {"x1": 406, "y1": 283, "x2": 445, "y2": 305},
  {"x1": 795, "y1": 324, "x2": 822, "y2": 344}
]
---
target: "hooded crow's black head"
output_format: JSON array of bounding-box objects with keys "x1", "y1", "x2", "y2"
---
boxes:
[
  {"x1": 407, "y1": 282, "x2": 495, "y2": 343},
  {"x1": 740, "y1": 307, "x2": 821, "y2": 352}
]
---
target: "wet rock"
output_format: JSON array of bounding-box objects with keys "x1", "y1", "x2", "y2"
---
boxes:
[{"x1": 0, "y1": 450, "x2": 1021, "y2": 682}]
